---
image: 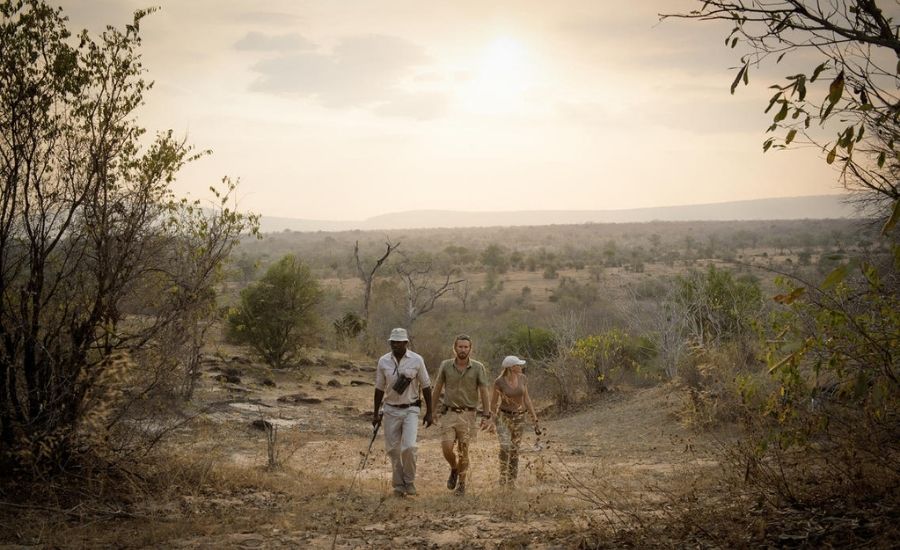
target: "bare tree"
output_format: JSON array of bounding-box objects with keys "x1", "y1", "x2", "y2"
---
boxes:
[
  {"x1": 539, "y1": 312, "x2": 589, "y2": 410},
  {"x1": 621, "y1": 281, "x2": 689, "y2": 379},
  {"x1": 452, "y1": 278, "x2": 471, "y2": 311},
  {"x1": 394, "y1": 254, "x2": 465, "y2": 327},
  {"x1": 353, "y1": 239, "x2": 400, "y2": 326}
]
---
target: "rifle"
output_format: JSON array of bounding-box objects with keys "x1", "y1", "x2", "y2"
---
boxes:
[{"x1": 359, "y1": 416, "x2": 382, "y2": 470}]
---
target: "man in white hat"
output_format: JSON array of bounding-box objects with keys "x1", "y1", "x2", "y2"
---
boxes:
[{"x1": 373, "y1": 327, "x2": 433, "y2": 496}]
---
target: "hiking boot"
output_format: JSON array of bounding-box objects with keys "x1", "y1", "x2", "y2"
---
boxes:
[
  {"x1": 393, "y1": 487, "x2": 406, "y2": 497},
  {"x1": 446, "y1": 469, "x2": 458, "y2": 490},
  {"x1": 454, "y1": 482, "x2": 466, "y2": 496},
  {"x1": 404, "y1": 483, "x2": 417, "y2": 496}
]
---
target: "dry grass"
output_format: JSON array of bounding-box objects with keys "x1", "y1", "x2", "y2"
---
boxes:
[{"x1": 3, "y1": 348, "x2": 896, "y2": 548}]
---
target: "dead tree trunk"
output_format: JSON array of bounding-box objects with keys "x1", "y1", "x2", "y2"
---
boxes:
[
  {"x1": 354, "y1": 240, "x2": 400, "y2": 326},
  {"x1": 395, "y1": 258, "x2": 464, "y2": 327}
]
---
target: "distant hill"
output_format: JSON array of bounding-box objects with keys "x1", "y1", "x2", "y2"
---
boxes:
[{"x1": 258, "y1": 194, "x2": 857, "y2": 233}]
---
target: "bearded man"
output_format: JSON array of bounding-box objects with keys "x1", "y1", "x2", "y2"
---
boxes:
[{"x1": 430, "y1": 334, "x2": 492, "y2": 496}]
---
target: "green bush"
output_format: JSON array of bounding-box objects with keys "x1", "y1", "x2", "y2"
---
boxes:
[
  {"x1": 573, "y1": 329, "x2": 659, "y2": 389},
  {"x1": 227, "y1": 255, "x2": 322, "y2": 368},
  {"x1": 493, "y1": 323, "x2": 558, "y2": 362}
]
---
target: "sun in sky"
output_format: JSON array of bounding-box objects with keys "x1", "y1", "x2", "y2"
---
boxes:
[{"x1": 456, "y1": 37, "x2": 537, "y2": 115}]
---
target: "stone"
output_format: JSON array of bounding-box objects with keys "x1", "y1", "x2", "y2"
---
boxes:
[
  {"x1": 250, "y1": 419, "x2": 273, "y2": 431},
  {"x1": 277, "y1": 394, "x2": 323, "y2": 405},
  {"x1": 214, "y1": 374, "x2": 241, "y2": 384}
]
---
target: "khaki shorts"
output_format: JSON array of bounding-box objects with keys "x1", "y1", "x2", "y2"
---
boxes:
[{"x1": 440, "y1": 409, "x2": 477, "y2": 444}]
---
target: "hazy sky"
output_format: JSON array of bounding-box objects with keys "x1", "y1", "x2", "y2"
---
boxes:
[{"x1": 56, "y1": 0, "x2": 846, "y2": 221}]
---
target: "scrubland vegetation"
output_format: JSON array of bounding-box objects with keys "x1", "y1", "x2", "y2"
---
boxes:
[{"x1": 2, "y1": 0, "x2": 898, "y2": 548}]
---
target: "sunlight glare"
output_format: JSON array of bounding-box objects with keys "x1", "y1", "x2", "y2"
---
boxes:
[{"x1": 459, "y1": 37, "x2": 536, "y2": 115}]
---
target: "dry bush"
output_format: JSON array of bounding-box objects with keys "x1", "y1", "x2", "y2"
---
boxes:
[{"x1": 675, "y1": 342, "x2": 766, "y2": 429}]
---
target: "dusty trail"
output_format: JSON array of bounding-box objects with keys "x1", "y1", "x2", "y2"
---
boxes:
[{"x1": 156, "y1": 358, "x2": 726, "y2": 548}]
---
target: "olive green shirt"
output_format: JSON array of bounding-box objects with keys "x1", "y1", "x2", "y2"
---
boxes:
[{"x1": 434, "y1": 358, "x2": 489, "y2": 409}]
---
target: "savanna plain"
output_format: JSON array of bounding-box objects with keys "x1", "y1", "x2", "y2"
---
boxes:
[{"x1": 3, "y1": 218, "x2": 897, "y2": 549}]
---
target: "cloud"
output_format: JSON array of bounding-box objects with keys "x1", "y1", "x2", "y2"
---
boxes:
[
  {"x1": 374, "y1": 92, "x2": 449, "y2": 120},
  {"x1": 558, "y1": 95, "x2": 766, "y2": 135},
  {"x1": 230, "y1": 11, "x2": 302, "y2": 26},
  {"x1": 235, "y1": 31, "x2": 315, "y2": 52},
  {"x1": 559, "y1": 12, "x2": 734, "y2": 72},
  {"x1": 248, "y1": 34, "x2": 433, "y2": 110}
]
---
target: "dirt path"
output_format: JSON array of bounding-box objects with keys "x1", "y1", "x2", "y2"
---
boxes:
[{"x1": 152, "y1": 357, "x2": 727, "y2": 548}]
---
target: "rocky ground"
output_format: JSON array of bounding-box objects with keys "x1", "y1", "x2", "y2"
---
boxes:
[
  {"x1": 0, "y1": 351, "x2": 730, "y2": 549},
  {"x1": 157, "y1": 351, "x2": 726, "y2": 548}
]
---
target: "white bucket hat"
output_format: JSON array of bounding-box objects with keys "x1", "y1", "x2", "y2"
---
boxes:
[
  {"x1": 501, "y1": 355, "x2": 526, "y2": 368},
  {"x1": 389, "y1": 327, "x2": 409, "y2": 342}
]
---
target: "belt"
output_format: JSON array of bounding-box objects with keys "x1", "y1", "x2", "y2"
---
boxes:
[
  {"x1": 500, "y1": 408, "x2": 525, "y2": 416},
  {"x1": 387, "y1": 400, "x2": 421, "y2": 409},
  {"x1": 444, "y1": 405, "x2": 475, "y2": 413}
]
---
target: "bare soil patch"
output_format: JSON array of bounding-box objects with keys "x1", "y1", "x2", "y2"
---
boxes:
[{"x1": 1, "y1": 353, "x2": 730, "y2": 548}]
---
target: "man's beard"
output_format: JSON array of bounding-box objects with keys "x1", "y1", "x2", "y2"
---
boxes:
[{"x1": 456, "y1": 351, "x2": 468, "y2": 360}]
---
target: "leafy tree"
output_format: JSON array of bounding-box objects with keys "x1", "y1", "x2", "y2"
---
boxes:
[
  {"x1": 666, "y1": 0, "x2": 900, "y2": 508},
  {"x1": 549, "y1": 276, "x2": 598, "y2": 309},
  {"x1": 481, "y1": 243, "x2": 510, "y2": 273},
  {"x1": 0, "y1": 1, "x2": 254, "y2": 472},
  {"x1": 227, "y1": 255, "x2": 322, "y2": 368},
  {"x1": 675, "y1": 266, "x2": 763, "y2": 347},
  {"x1": 663, "y1": 1, "x2": 899, "y2": 222}
]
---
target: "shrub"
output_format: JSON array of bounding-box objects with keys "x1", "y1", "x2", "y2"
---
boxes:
[
  {"x1": 227, "y1": 255, "x2": 321, "y2": 368},
  {"x1": 493, "y1": 324, "x2": 558, "y2": 362},
  {"x1": 572, "y1": 329, "x2": 659, "y2": 390}
]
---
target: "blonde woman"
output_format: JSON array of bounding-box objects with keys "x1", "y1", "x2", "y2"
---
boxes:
[{"x1": 490, "y1": 355, "x2": 540, "y2": 487}]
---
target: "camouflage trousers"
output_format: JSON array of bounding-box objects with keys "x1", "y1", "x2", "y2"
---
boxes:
[{"x1": 495, "y1": 410, "x2": 525, "y2": 485}]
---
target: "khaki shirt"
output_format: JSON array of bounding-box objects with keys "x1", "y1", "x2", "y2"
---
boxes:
[
  {"x1": 375, "y1": 350, "x2": 430, "y2": 406},
  {"x1": 434, "y1": 359, "x2": 488, "y2": 409}
]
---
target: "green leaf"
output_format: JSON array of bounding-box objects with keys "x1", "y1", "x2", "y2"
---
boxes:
[
  {"x1": 731, "y1": 64, "x2": 747, "y2": 95},
  {"x1": 861, "y1": 261, "x2": 880, "y2": 289},
  {"x1": 877, "y1": 151, "x2": 886, "y2": 168},
  {"x1": 796, "y1": 77, "x2": 806, "y2": 101},
  {"x1": 773, "y1": 102, "x2": 789, "y2": 122},
  {"x1": 822, "y1": 263, "x2": 849, "y2": 289},
  {"x1": 826, "y1": 146, "x2": 837, "y2": 164},
  {"x1": 810, "y1": 62, "x2": 828, "y2": 83},
  {"x1": 882, "y1": 199, "x2": 900, "y2": 235},
  {"x1": 785, "y1": 129, "x2": 797, "y2": 144},
  {"x1": 765, "y1": 91, "x2": 783, "y2": 113},
  {"x1": 763, "y1": 138, "x2": 774, "y2": 152},
  {"x1": 768, "y1": 352, "x2": 797, "y2": 374},
  {"x1": 828, "y1": 71, "x2": 845, "y2": 105}
]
